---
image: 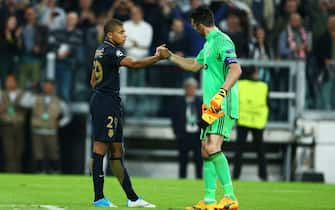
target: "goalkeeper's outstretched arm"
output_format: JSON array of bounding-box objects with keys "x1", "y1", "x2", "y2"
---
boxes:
[
  {"x1": 168, "y1": 53, "x2": 203, "y2": 72},
  {"x1": 156, "y1": 46, "x2": 203, "y2": 72}
]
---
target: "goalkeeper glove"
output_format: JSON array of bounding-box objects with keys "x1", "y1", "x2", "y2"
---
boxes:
[
  {"x1": 199, "y1": 104, "x2": 224, "y2": 129},
  {"x1": 209, "y1": 88, "x2": 227, "y2": 113}
]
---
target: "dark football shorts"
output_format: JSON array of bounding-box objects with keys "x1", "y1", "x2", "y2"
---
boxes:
[{"x1": 89, "y1": 91, "x2": 124, "y2": 143}]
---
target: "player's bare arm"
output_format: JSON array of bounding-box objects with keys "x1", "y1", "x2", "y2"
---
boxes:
[
  {"x1": 120, "y1": 55, "x2": 160, "y2": 69},
  {"x1": 120, "y1": 44, "x2": 166, "y2": 69},
  {"x1": 157, "y1": 46, "x2": 203, "y2": 72},
  {"x1": 90, "y1": 69, "x2": 96, "y2": 89},
  {"x1": 222, "y1": 63, "x2": 242, "y2": 91},
  {"x1": 210, "y1": 63, "x2": 242, "y2": 112}
]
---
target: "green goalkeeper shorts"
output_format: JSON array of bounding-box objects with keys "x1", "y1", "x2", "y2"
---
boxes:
[{"x1": 200, "y1": 114, "x2": 236, "y2": 142}]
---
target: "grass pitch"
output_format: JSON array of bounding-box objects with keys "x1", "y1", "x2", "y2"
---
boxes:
[{"x1": 0, "y1": 174, "x2": 334, "y2": 210}]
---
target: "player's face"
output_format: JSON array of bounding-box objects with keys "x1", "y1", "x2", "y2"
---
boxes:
[{"x1": 108, "y1": 26, "x2": 127, "y2": 45}]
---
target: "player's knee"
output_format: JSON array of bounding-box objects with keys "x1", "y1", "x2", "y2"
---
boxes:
[
  {"x1": 93, "y1": 142, "x2": 108, "y2": 155},
  {"x1": 109, "y1": 142, "x2": 124, "y2": 159},
  {"x1": 110, "y1": 150, "x2": 123, "y2": 159}
]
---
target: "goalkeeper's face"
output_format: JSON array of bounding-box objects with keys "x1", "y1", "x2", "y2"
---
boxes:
[{"x1": 107, "y1": 25, "x2": 127, "y2": 45}]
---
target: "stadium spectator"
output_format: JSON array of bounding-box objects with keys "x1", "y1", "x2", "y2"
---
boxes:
[
  {"x1": 48, "y1": 12, "x2": 83, "y2": 101},
  {"x1": 168, "y1": 18, "x2": 191, "y2": 58},
  {"x1": 233, "y1": 68, "x2": 269, "y2": 181},
  {"x1": 77, "y1": 0, "x2": 96, "y2": 38},
  {"x1": 244, "y1": 0, "x2": 275, "y2": 32},
  {"x1": 308, "y1": 0, "x2": 329, "y2": 46},
  {"x1": 86, "y1": 14, "x2": 105, "y2": 48},
  {"x1": 0, "y1": 74, "x2": 26, "y2": 172},
  {"x1": 86, "y1": 14, "x2": 106, "y2": 63},
  {"x1": 124, "y1": 5, "x2": 153, "y2": 86},
  {"x1": 272, "y1": 0, "x2": 300, "y2": 56},
  {"x1": 21, "y1": 80, "x2": 71, "y2": 173},
  {"x1": 140, "y1": 0, "x2": 174, "y2": 53},
  {"x1": 278, "y1": 13, "x2": 309, "y2": 60},
  {"x1": 38, "y1": 0, "x2": 66, "y2": 31},
  {"x1": 315, "y1": 15, "x2": 335, "y2": 110},
  {"x1": 181, "y1": 0, "x2": 205, "y2": 56},
  {"x1": 249, "y1": 26, "x2": 272, "y2": 83},
  {"x1": 0, "y1": 15, "x2": 21, "y2": 80},
  {"x1": 167, "y1": 18, "x2": 193, "y2": 85},
  {"x1": 107, "y1": 0, "x2": 134, "y2": 22},
  {"x1": 18, "y1": 6, "x2": 48, "y2": 90},
  {"x1": 182, "y1": 0, "x2": 202, "y2": 19},
  {"x1": 214, "y1": 0, "x2": 254, "y2": 38},
  {"x1": 250, "y1": 26, "x2": 272, "y2": 60},
  {"x1": 171, "y1": 77, "x2": 202, "y2": 179},
  {"x1": 223, "y1": 12, "x2": 249, "y2": 58},
  {"x1": 123, "y1": 5, "x2": 153, "y2": 116},
  {"x1": 0, "y1": 0, "x2": 26, "y2": 27}
]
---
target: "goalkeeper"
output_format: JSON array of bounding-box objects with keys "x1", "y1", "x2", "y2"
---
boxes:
[{"x1": 156, "y1": 6, "x2": 241, "y2": 210}]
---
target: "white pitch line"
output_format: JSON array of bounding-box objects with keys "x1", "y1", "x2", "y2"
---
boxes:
[
  {"x1": 40, "y1": 205, "x2": 66, "y2": 210},
  {"x1": 0, "y1": 204, "x2": 65, "y2": 209}
]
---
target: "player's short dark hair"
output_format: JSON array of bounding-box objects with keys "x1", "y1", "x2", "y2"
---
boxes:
[
  {"x1": 104, "y1": 18, "x2": 123, "y2": 36},
  {"x1": 43, "y1": 79, "x2": 55, "y2": 84},
  {"x1": 189, "y1": 6, "x2": 214, "y2": 27}
]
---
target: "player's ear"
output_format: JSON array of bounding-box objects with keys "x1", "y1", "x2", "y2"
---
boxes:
[
  {"x1": 198, "y1": 23, "x2": 205, "y2": 33},
  {"x1": 106, "y1": 32, "x2": 113, "y2": 40}
]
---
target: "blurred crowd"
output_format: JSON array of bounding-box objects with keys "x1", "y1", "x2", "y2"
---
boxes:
[{"x1": 0, "y1": 0, "x2": 335, "y2": 108}]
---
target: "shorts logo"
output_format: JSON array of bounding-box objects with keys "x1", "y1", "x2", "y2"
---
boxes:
[
  {"x1": 204, "y1": 64, "x2": 208, "y2": 70},
  {"x1": 108, "y1": 129, "x2": 114, "y2": 138}
]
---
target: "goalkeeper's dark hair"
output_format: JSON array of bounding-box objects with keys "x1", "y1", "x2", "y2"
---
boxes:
[
  {"x1": 104, "y1": 18, "x2": 123, "y2": 36},
  {"x1": 189, "y1": 6, "x2": 214, "y2": 27}
]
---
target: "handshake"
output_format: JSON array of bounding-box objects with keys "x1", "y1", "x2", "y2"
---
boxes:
[{"x1": 154, "y1": 44, "x2": 171, "y2": 60}]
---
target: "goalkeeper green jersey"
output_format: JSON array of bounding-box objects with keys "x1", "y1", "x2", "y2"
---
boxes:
[{"x1": 196, "y1": 27, "x2": 239, "y2": 119}]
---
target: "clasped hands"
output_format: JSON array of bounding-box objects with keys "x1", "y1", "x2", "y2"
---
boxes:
[{"x1": 154, "y1": 44, "x2": 171, "y2": 60}]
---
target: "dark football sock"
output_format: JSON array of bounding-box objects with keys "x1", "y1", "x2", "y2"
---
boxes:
[
  {"x1": 110, "y1": 157, "x2": 138, "y2": 201},
  {"x1": 92, "y1": 153, "x2": 105, "y2": 201}
]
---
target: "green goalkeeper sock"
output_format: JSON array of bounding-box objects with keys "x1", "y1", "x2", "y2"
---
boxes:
[
  {"x1": 210, "y1": 152, "x2": 235, "y2": 199},
  {"x1": 203, "y1": 158, "x2": 217, "y2": 204}
]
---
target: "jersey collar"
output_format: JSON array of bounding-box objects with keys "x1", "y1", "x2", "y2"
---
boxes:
[
  {"x1": 104, "y1": 40, "x2": 116, "y2": 47},
  {"x1": 205, "y1": 27, "x2": 219, "y2": 41}
]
